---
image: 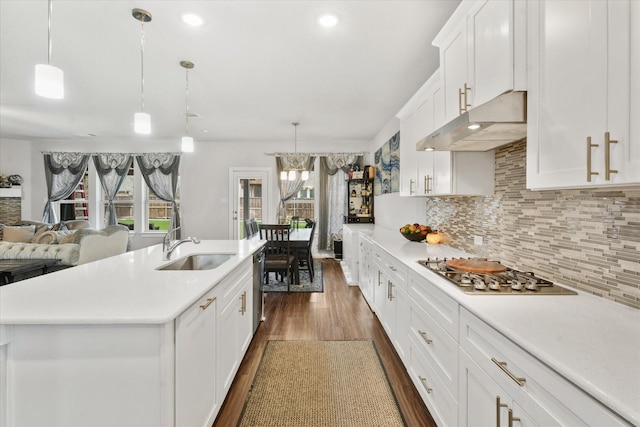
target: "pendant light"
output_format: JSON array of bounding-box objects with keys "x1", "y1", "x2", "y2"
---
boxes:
[
  {"x1": 180, "y1": 60, "x2": 195, "y2": 152},
  {"x1": 35, "y1": 0, "x2": 64, "y2": 99},
  {"x1": 132, "y1": 8, "x2": 152, "y2": 134},
  {"x1": 280, "y1": 122, "x2": 309, "y2": 181}
]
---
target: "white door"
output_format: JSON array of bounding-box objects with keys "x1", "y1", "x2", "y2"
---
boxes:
[{"x1": 229, "y1": 168, "x2": 271, "y2": 240}]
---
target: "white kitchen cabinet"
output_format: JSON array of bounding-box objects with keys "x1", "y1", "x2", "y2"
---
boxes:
[
  {"x1": 175, "y1": 288, "x2": 218, "y2": 427},
  {"x1": 527, "y1": 0, "x2": 640, "y2": 189},
  {"x1": 218, "y1": 266, "x2": 253, "y2": 399},
  {"x1": 434, "y1": 0, "x2": 526, "y2": 123},
  {"x1": 341, "y1": 224, "x2": 375, "y2": 285},
  {"x1": 358, "y1": 236, "x2": 375, "y2": 309},
  {"x1": 459, "y1": 308, "x2": 631, "y2": 427},
  {"x1": 398, "y1": 71, "x2": 495, "y2": 198}
]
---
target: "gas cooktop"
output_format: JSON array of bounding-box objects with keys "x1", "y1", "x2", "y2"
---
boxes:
[{"x1": 417, "y1": 258, "x2": 577, "y2": 295}]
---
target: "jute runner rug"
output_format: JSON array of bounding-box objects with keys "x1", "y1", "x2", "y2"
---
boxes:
[{"x1": 238, "y1": 340, "x2": 406, "y2": 426}]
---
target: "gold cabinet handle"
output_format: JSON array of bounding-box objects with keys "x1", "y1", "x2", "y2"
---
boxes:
[
  {"x1": 587, "y1": 136, "x2": 599, "y2": 182},
  {"x1": 463, "y1": 83, "x2": 472, "y2": 111},
  {"x1": 419, "y1": 376, "x2": 432, "y2": 393},
  {"x1": 605, "y1": 131, "x2": 618, "y2": 180},
  {"x1": 496, "y1": 396, "x2": 509, "y2": 427},
  {"x1": 508, "y1": 409, "x2": 521, "y2": 427},
  {"x1": 239, "y1": 291, "x2": 247, "y2": 314},
  {"x1": 424, "y1": 175, "x2": 432, "y2": 194},
  {"x1": 459, "y1": 87, "x2": 464, "y2": 115},
  {"x1": 491, "y1": 358, "x2": 526, "y2": 387},
  {"x1": 199, "y1": 297, "x2": 216, "y2": 311},
  {"x1": 418, "y1": 330, "x2": 433, "y2": 344}
]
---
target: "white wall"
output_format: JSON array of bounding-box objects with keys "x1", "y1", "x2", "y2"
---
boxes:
[
  {"x1": 368, "y1": 117, "x2": 425, "y2": 231},
  {"x1": 0, "y1": 137, "x2": 369, "y2": 248}
]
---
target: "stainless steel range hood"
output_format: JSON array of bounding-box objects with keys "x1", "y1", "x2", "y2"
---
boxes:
[{"x1": 416, "y1": 91, "x2": 527, "y2": 152}]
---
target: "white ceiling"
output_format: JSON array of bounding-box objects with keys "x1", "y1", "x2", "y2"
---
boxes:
[{"x1": 0, "y1": 0, "x2": 460, "y2": 145}]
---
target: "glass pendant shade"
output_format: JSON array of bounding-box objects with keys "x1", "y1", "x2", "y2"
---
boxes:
[
  {"x1": 134, "y1": 112, "x2": 151, "y2": 134},
  {"x1": 35, "y1": 64, "x2": 64, "y2": 99},
  {"x1": 288, "y1": 170, "x2": 297, "y2": 181},
  {"x1": 301, "y1": 170, "x2": 310, "y2": 181},
  {"x1": 181, "y1": 136, "x2": 194, "y2": 152},
  {"x1": 280, "y1": 171, "x2": 288, "y2": 181}
]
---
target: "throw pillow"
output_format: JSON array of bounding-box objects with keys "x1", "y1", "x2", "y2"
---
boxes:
[
  {"x1": 31, "y1": 224, "x2": 53, "y2": 243},
  {"x1": 59, "y1": 231, "x2": 79, "y2": 245},
  {"x1": 2, "y1": 225, "x2": 36, "y2": 242}
]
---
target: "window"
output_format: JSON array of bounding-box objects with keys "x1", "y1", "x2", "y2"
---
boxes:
[
  {"x1": 59, "y1": 169, "x2": 90, "y2": 221},
  {"x1": 104, "y1": 163, "x2": 135, "y2": 230},
  {"x1": 146, "y1": 182, "x2": 179, "y2": 232},
  {"x1": 282, "y1": 174, "x2": 315, "y2": 226}
]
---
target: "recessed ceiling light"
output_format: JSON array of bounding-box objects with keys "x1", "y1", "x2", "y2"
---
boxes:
[
  {"x1": 182, "y1": 13, "x2": 204, "y2": 27},
  {"x1": 467, "y1": 123, "x2": 481, "y2": 130},
  {"x1": 317, "y1": 14, "x2": 339, "y2": 28},
  {"x1": 424, "y1": 147, "x2": 435, "y2": 152}
]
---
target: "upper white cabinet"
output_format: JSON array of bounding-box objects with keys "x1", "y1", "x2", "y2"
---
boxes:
[
  {"x1": 398, "y1": 72, "x2": 495, "y2": 197},
  {"x1": 527, "y1": 0, "x2": 640, "y2": 189},
  {"x1": 433, "y1": 0, "x2": 527, "y2": 123}
]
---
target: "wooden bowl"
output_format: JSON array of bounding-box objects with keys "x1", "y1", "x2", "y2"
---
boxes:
[{"x1": 399, "y1": 229, "x2": 426, "y2": 242}]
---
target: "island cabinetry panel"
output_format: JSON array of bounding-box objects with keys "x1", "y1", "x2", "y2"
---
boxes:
[
  {"x1": 357, "y1": 235, "x2": 376, "y2": 307},
  {"x1": 527, "y1": 0, "x2": 640, "y2": 189},
  {"x1": 4, "y1": 323, "x2": 175, "y2": 427},
  {"x1": 175, "y1": 287, "x2": 218, "y2": 427},
  {"x1": 459, "y1": 308, "x2": 631, "y2": 427}
]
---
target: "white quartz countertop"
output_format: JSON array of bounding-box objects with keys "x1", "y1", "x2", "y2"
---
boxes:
[
  {"x1": 359, "y1": 226, "x2": 640, "y2": 426},
  {"x1": 0, "y1": 239, "x2": 265, "y2": 325}
]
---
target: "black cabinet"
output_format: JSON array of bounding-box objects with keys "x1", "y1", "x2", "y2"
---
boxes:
[{"x1": 346, "y1": 178, "x2": 374, "y2": 223}]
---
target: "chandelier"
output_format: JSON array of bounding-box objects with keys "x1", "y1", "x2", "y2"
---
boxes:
[{"x1": 280, "y1": 122, "x2": 309, "y2": 181}]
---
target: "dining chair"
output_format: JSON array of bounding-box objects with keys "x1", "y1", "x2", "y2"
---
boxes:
[
  {"x1": 259, "y1": 224, "x2": 299, "y2": 291},
  {"x1": 295, "y1": 220, "x2": 316, "y2": 281},
  {"x1": 245, "y1": 218, "x2": 258, "y2": 239}
]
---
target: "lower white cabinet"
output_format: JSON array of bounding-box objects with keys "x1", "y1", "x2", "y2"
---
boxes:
[
  {"x1": 459, "y1": 308, "x2": 630, "y2": 427},
  {"x1": 217, "y1": 266, "x2": 253, "y2": 399},
  {"x1": 175, "y1": 288, "x2": 218, "y2": 427}
]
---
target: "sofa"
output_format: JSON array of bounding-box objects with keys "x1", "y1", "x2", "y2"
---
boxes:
[{"x1": 0, "y1": 220, "x2": 130, "y2": 268}]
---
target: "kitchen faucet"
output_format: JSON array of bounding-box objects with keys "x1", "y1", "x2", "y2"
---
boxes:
[{"x1": 163, "y1": 226, "x2": 201, "y2": 260}]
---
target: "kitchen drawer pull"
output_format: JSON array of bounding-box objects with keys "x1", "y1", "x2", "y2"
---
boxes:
[
  {"x1": 239, "y1": 291, "x2": 247, "y2": 314},
  {"x1": 199, "y1": 297, "x2": 216, "y2": 311},
  {"x1": 496, "y1": 396, "x2": 509, "y2": 427},
  {"x1": 605, "y1": 131, "x2": 618, "y2": 180},
  {"x1": 387, "y1": 280, "x2": 394, "y2": 301},
  {"x1": 409, "y1": 179, "x2": 415, "y2": 195},
  {"x1": 587, "y1": 136, "x2": 599, "y2": 182},
  {"x1": 491, "y1": 358, "x2": 526, "y2": 387},
  {"x1": 508, "y1": 409, "x2": 521, "y2": 427},
  {"x1": 418, "y1": 330, "x2": 433, "y2": 344},
  {"x1": 418, "y1": 376, "x2": 432, "y2": 393},
  {"x1": 463, "y1": 83, "x2": 472, "y2": 111},
  {"x1": 424, "y1": 175, "x2": 432, "y2": 194},
  {"x1": 388, "y1": 265, "x2": 397, "y2": 272},
  {"x1": 458, "y1": 87, "x2": 464, "y2": 115}
]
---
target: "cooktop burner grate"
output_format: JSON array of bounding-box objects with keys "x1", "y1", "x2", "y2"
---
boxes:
[{"x1": 417, "y1": 258, "x2": 577, "y2": 295}]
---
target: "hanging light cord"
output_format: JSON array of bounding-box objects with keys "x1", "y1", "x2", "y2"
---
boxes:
[
  {"x1": 140, "y1": 19, "x2": 146, "y2": 113},
  {"x1": 47, "y1": 0, "x2": 53, "y2": 65},
  {"x1": 185, "y1": 67, "x2": 190, "y2": 135}
]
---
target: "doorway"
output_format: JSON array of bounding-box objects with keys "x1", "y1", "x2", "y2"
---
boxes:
[{"x1": 229, "y1": 168, "x2": 272, "y2": 239}]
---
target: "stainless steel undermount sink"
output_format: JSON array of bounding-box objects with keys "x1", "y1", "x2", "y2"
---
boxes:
[{"x1": 157, "y1": 253, "x2": 235, "y2": 271}]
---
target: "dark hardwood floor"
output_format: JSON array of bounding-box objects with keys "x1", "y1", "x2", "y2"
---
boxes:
[{"x1": 213, "y1": 258, "x2": 437, "y2": 427}]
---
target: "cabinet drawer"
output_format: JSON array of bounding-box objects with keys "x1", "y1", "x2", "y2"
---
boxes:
[
  {"x1": 409, "y1": 299, "x2": 458, "y2": 397},
  {"x1": 408, "y1": 336, "x2": 458, "y2": 427},
  {"x1": 460, "y1": 308, "x2": 631, "y2": 427},
  {"x1": 216, "y1": 259, "x2": 251, "y2": 310},
  {"x1": 408, "y1": 270, "x2": 459, "y2": 340}
]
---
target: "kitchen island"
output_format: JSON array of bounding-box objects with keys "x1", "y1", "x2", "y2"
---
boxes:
[
  {"x1": 348, "y1": 225, "x2": 640, "y2": 427},
  {"x1": 0, "y1": 239, "x2": 265, "y2": 427}
]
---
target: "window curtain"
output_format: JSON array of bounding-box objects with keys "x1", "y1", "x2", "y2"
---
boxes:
[
  {"x1": 318, "y1": 154, "x2": 362, "y2": 251},
  {"x1": 136, "y1": 153, "x2": 181, "y2": 238},
  {"x1": 42, "y1": 152, "x2": 90, "y2": 224},
  {"x1": 276, "y1": 154, "x2": 315, "y2": 222},
  {"x1": 93, "y1": 153, "x2": 134, "y2": 226}
]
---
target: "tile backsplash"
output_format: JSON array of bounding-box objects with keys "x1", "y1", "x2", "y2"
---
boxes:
[{"x1": 426, "y1": 140, "x2": 640, "y2": 309}]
